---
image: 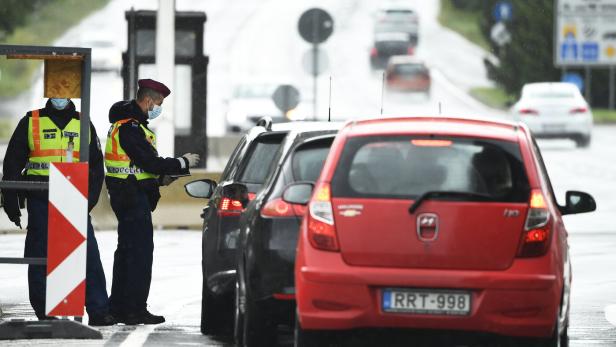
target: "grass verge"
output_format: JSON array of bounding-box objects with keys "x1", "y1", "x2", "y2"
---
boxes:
[
  {"x1": 438, "y1": 0, "x2": 490, "y2": 51},
  {"x1": 0, "y1": 0, "x2": 110, "y2": 97},
  {"x1": 470, "y1": 86, "x2": 516, "y2": 110},
  {"x1": 592, "y1": 109, "x2": 616, "y2": 123}
]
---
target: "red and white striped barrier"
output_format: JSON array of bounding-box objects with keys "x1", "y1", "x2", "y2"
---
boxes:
[{"x1": 45, "y1": 163, "x2": 89, "y2": 316}]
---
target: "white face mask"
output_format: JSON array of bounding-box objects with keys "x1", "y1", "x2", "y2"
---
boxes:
[
  {"x1": 148, "y1": 104, "x2": 162, "y2": 120},
  {"x1": 50, "y1": 98, "x2": 69, "y2": 110}
]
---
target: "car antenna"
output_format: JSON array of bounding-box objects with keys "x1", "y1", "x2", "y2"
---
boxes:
[
  {"x1": 380, "y1": 71, "x2": 386, "y2": 115},
  {"x1": 328, "y1": 76, "x2": 332, "y2": 122}
]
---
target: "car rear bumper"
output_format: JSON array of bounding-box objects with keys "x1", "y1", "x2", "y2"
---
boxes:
[
  {"x1": 518, "y1": 114, "x2": 592, "y2": 138},
  {"x1": 387, "y1": 79, "x2": 430, "y2": 92},
  {"x1": 296, "y1": 250, "x2": 561, "y2": 338}
]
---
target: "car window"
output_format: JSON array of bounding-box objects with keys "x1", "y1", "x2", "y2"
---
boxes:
[
  {"x1": 236, "y1": 134, "x2": 285, "y2": 184},
  {"x1": 331, "y1": 136, "x2": 530, "y2": 202},
  {"x1": 393, "y1": 63, "x2": 425, "y2": 75},
  {"x1": 291, "y1": 144, "x2": 331, "y2": 182}
]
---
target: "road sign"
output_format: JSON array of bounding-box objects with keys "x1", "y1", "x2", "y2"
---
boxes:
[
  {"x1": 46, "y1": 162, "x2": 88, "y2": 316},
  {"x1": 272, "y1": 85, "x2": 300, "y2": 113},
  {"x1": 555, "y1": 0, "x2": 616, "y2": 66},
  {"x1": 298, "y1": 8, "x2": 334, "y2": 44},
  {"x1": 490, "y1": 22, "x2": 511, "y2": 47},
  {"x1": 562, "y1": 72, "x2": 584, "y2": 92},
  {"x1": 493, "y1": 1, "x2": 513, "y2": 22},
  {"x1": 302, "y1": 48, "x2": 329, "y2": 76}
]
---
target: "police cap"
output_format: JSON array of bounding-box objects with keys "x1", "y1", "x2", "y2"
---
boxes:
[{"x1": 138, "y1": 79, "x2": 171, "y2": 98}]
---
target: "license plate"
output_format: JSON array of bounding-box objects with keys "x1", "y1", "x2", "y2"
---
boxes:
[
  {"x1": 542, "y1": 123, "x2": 565, "y2": 132},
  {"x1": 382, "y1": 288, "x2": 471, "y2": 315}
]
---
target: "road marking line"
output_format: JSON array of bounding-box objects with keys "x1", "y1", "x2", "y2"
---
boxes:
[
  {"x1": 118, "y1": 296, "x2": 201, "y2": 347},
  {"x1": 605, "y1": 304, "x2": 616, "y2": 327},
  {"x1": 119, "y1": 325, "x2": 156, "y2": 347}
]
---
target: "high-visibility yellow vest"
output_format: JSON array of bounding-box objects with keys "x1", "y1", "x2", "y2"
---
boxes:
[
  {"x1": 26, "y1": 109, "x2": 82, "y2": 176},
  {"x1": 104, "y1": 118, "x2": 158, "y2": 180}
]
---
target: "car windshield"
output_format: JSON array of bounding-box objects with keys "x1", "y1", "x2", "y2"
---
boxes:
[
  {"x1": 525, "y1": 85, "x2": 577, "y2": 99},
  {"x1": 528, "y1": 91, "x2": 575, "y2": 99},
  {"x1": 331, "y1": 136, "x2": 530, "y2": 202}
]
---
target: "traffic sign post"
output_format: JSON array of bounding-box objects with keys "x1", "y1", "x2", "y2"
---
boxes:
[
  {"x1": 555, "y1": 0, "x2": 616, "y2": 109},
  {"x1": 298, "y1": 8, "x2": 334, "y2": 120},
  {"x1": 493, "y1": 1, "x2": 513, "y2": 22},
  {"x1": 272, "y1": 84, "x2": 300, "y2": 114}
]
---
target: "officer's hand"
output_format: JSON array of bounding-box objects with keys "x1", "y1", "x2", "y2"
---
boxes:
[
  {"x1": 2, "y1": 193, "x2": 22, "y2": 229},
  {"x1": 182, "y1": 153, "x2": 200, "y2": 168},
  {"x1": 160, "y1": 175, "x2": 178, "y2": 186}
]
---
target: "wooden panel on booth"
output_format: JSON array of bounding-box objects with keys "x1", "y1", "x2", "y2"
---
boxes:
[{"x1": 44, "y1": 60, "x2": 82, "y2": 98}]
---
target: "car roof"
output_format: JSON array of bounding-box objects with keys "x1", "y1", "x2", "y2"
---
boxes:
[
  {"x1": 269, "y1": 121, "x2": 344, "y2": 132},
  {"x1": 343, "y1": 116, "x2": 523, "y2": 142},
  {"x1": 388, "y1": 55, "x2": 425, "y2": 65},
  {"x1": 522, "y1": 82, "x2": 579, "y2": 93}
]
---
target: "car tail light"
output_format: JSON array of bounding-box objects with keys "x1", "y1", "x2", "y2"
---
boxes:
[
  {"x1": 307, "y1": 182, "x2": 339, "y2": 252},
  {"x1": 407, "y1": 46, "x2": 414, "y2": 55},
  {"x1": 370, "y1": 47, "x2": 378, "y2": 57},
  {"x1": 260, "y1": 198, "x2": 306, "y2": 218},
  {"x1": 519, "y1": 108, "x2": 539, "y2": 115},
  {"x1": 218, "y1": 194, "x2": 256, "y2": 217},
  {"x1": 570, "y1": 107, "x2": 588, "y2": 114},
  {"x1": 517, "y1": 189, "x2": 551, "y2": 257}
]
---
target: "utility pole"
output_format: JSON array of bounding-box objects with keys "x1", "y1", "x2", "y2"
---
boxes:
[{"x1": 155, "y1": 0, "x2": 175, "y2": 157}]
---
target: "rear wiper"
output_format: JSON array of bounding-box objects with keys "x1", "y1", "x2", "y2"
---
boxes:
[{"x1": 409, "y1": 191, "x2": 495, "y2": 214}]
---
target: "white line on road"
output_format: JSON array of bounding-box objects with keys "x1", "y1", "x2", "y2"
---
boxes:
[
  {"x1": 118, "y1": 296, "x2": 202, "y2": 347},
  {"x1": 119, "y1": 324, "x2": 157, "y2": 347}
]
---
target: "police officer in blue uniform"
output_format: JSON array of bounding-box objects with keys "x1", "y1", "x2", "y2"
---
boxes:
[
  {"x1": 1, "y1": 98, "x2": 115, "y2": 326},
  {"x1": 105, "y1": 79, "x2": 199, "y2": 325}
]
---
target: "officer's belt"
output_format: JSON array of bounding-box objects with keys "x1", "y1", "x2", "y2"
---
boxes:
[
  {"x1": 25, "y1": 162, "x2": 50, "y2": 170},
  {"x1": 106, "y1": 166, "x2": 145, "y2": 175}
]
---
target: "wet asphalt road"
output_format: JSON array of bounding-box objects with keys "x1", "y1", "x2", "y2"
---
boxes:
[{"x1": 2, "y1": 128, "x2": 616, "y2": 346}]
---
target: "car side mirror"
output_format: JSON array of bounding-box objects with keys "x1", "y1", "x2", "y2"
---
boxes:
[
  {"x1": 561, "y1": 191, "x2": 596, "y2": 215},
  {"x1": 184, "y1": 179, "x2": 217, "y2": 199},
  {"x1": 222, "y1": 183, "x2": 250, "y2": 208},
  {"x1": 282, "y1": 182, "x2": 314, "y2": 206}
]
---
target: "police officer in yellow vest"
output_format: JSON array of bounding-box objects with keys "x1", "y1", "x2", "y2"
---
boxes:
[
  {"x1": 105, "y1": 79, "x2": 200, "y2": 325},
  {"x1": 1, "y1": 98, "x2": 115, "y2": 326}
]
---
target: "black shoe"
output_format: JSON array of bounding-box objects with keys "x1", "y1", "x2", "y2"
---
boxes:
[
  {"x1": 122, "y1": 310, "x2": 165, "y2": 325},
  {"x1": 36, "y1": 314, "x2": 58, "y2": 321},
  {"x1": 88, "y1": 313, "x2": 117, "y2": 326}
]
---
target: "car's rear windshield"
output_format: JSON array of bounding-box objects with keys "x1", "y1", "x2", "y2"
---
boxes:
[
  {"x1": 237, "y1": 134, "x2": 285, "y2": 184},
  {"x1": 331, "y1": 136, "x2": 530, "y2": 202},
  {"x1": 392, "y1": 64, "x2": 426, "y2": 75}
]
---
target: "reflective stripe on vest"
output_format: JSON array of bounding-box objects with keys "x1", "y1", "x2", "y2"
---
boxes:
[
  {"x1": 27, "y1": 109, "x2": 82, "y2": 176},
  {"x1": 104, "y1": 118, "x2": 158, "y2": 180}
]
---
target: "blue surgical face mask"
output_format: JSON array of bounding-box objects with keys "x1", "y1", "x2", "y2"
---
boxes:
[
  {"x1": 50, "y1": 98, "x2": 69, "y2": 110},
  {"x1": 148, "y1": 104, "x2": 162, "y2": 120}
]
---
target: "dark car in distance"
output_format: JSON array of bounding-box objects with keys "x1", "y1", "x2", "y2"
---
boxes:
[
  {"x1": 232, "y1": 123, "x2": 341, "y2": 347},
  {"x1": 370, "y1": 32, "x2": 415, "y2": 70},
  {"x1": 185, "y1": 118, "x2": 292, "y2": 335}
]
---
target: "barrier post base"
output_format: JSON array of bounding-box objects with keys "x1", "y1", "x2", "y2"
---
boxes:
[{"x1": 0, "y1": 319, "x2": 102, "y2": 340}]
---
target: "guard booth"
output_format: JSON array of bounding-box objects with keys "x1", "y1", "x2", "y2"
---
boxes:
[
  {"x1": 122, "y1": 10, "x2": 209, "y2": 167},
  {"x1": 0, "y1": 44, "x2": 101, "y2": 340}
]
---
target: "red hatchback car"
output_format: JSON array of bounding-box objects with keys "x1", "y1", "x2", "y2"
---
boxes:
[{"x1": 283, "y1": 117, "x2": 596, "y2": 346}]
